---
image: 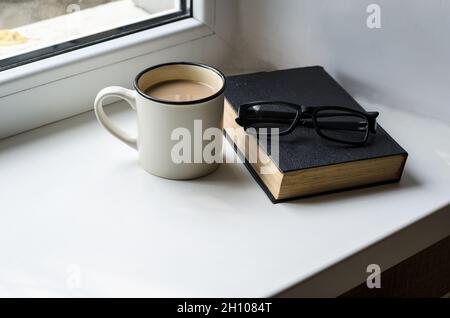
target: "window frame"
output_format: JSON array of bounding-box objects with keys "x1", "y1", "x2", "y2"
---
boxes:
[
  {"x1": 0, "y1": 0, "x2": 191, "y2": 72},
  {"x1": 0, "y1": 0, "x2": 217, "y2": 139}
]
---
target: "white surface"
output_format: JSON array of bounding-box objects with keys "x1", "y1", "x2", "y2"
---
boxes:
[
  {"x1": 0, "y1": 98, "x2": 449, "y2": 297},
  {"x1": 228, "y1": 0, "x2": 450, "y2": 123}
]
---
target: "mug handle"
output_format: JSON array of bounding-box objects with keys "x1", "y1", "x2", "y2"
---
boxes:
[{"x1": 94, "y1": 86, "x2": 138, "y2": 150}]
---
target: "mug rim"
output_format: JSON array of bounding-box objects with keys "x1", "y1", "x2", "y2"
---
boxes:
[{"x1": 134, "y1": 62, "x2": 227, "y2": 106}]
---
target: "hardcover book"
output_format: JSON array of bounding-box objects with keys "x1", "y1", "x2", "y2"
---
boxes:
[{"x1": 223, "y1": 66, "x2": 408, "y2": 203}]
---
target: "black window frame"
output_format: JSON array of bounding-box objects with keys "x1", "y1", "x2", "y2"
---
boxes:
[{"x1": 0, "y1": 0, "x2": 192, "y2": 72}]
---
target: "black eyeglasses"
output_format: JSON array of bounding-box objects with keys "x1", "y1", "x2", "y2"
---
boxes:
[{"x1": 235, "y1": 101, "x2": 379, "y2": 146}]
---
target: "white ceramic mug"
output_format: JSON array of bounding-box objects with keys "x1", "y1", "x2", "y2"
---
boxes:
[{"x1": 94, "y1": 62, "x2": 226, "y2": 180}]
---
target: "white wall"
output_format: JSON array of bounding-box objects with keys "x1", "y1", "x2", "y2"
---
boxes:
[
  {"x1": 222, "y1": 0, "x2": 450, "y2": 122},
  {"x1": 2, "y1": 0, "x2": 449, "y2": 138}
]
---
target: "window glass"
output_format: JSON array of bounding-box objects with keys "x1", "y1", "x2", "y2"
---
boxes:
[{"x1": 0, "y1": 0, "x2": 190, "y2": 71}]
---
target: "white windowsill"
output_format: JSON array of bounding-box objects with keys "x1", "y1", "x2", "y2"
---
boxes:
[{"x1": 0, "y1": 96, "x2": 449, "y2": 297}]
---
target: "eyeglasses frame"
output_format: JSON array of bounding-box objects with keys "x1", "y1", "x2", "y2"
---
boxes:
[{"x1": 236, "y1": 101, "x2": 379, "y2": 146}]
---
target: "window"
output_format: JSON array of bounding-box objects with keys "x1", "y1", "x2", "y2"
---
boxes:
[
  {"x1": 0, "y1": 0, "x2": 214, "y2": 140},
  {"x1": 0, "y1": 0, "x2": 191, "y2": 71}
]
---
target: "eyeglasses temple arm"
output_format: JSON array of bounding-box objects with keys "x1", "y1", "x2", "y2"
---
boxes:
[{"x1": 298, "y1": 119, "x2": 368, "y2": 131}]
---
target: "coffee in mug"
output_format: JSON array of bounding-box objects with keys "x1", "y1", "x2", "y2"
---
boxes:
[
  {"x1": 144, "y1": 80, "x2": 216, "y2": 102},
  {"x1": 94, "y1": 62, "x2": 226, "y2": 180}
]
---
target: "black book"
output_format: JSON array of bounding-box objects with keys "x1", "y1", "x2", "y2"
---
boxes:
[{"x1": 224, "y1": 66, "x2": 408, "y2": 203}]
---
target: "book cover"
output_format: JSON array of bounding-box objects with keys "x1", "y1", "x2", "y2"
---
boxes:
[{"x1": 224, "y1": 66, "x2": 408, "y2": 203}]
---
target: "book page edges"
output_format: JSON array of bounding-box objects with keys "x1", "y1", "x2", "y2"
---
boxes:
[{"x1": 224, "y1": 100, "x2": 406, "y2": 201}]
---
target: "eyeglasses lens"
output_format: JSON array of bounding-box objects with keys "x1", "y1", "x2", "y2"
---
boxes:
[
  {"x1": 245, "y1": 103, "x2": 297, "y2": 134},
  {"x1": 315, "y1": 109, "x2": 369, "y2": 144}
]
